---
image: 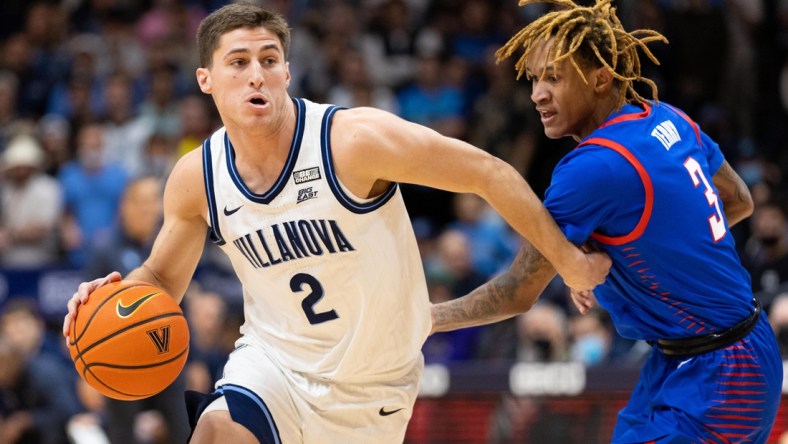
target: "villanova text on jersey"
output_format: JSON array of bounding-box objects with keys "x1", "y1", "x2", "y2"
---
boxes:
[{"x1": 231, "y1": 218, "x2": 355, "y2": 269}]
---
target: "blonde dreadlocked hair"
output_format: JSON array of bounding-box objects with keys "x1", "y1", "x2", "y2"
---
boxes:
[{"x1": 496, "y1": 0, "x2": 668, "y2": 110}]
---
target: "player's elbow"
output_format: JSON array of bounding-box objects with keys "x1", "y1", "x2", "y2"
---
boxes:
[{"x1": 740, "y1": 189, "x2": 754, "y2": 218}]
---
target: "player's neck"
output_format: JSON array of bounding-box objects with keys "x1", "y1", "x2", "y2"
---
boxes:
[{"x1": 225, "y1": 99, "x2": 297, "y2": 159}]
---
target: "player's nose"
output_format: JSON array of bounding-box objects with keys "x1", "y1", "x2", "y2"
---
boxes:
[
  {"x1": 530, "y1": 79, "x2": 550, "y2": 104},
  {"x1": 249, "y1": 61, "x2": 264, "y2": 89}
]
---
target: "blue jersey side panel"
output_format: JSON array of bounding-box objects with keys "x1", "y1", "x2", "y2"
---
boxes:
[{"x1": 544, "y1": 102, "x2": 752, "y2": 341}]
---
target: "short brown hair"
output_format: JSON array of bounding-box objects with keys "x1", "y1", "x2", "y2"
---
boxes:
[{"x1": 196, "y1": 3, "x2": 291, "y2": 68}]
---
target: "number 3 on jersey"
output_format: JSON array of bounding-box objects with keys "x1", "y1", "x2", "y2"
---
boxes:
[
  {"x1": 683, "y1": 157, "x2": 726, "y2": 242},
  {"x1": 290, "y1": 273, "x2": 339, "y2": 325}
]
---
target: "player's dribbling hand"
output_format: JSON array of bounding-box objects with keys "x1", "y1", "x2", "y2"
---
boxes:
[{"x1": 62, "y1": 271, "x2": 122, "y2": 338}]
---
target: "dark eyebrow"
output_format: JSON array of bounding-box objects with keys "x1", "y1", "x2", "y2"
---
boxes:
[
  {"x1": 223, "y1": 44, "x2": 281, "y2": 59},
  {"x1": 525, "y1": 63, "x2": 556, "y2": 77}
]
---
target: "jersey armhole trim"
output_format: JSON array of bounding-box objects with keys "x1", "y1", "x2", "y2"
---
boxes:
[
  {"x1": 202, "y1": 138, "x2": 226, "y2": 245},
  {"x1": 321, "y1": 106, "x2": 398, "y2": 214},
  {"x1": 582, "y1": 137, "x2": 653, "y2": 246}
]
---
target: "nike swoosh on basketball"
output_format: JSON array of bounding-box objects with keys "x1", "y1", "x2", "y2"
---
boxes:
[
  {"x1": 224, "y1": 205, "x2": 243, "y2": 216},
  {"x1": 116, "y1": 292, "x2": 159, "y2": 318},
  {"x1": 379, "y1": 407, "x2": 404, "y2": 416}
]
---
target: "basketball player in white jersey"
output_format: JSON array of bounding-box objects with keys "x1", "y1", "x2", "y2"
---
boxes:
[{"x1": 63, "y1": 4, "x2": 610, "y2": 443}]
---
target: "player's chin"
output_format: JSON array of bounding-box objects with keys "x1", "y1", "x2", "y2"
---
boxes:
[{"x1": 542, "y1": 127, "x2": 564, "y2": 140}]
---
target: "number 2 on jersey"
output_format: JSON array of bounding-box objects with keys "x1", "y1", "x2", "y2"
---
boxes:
[
  {"x1": 683, "y1": 157, "x2": 726, "y2": 242},
  {"x1": 290, "y1": 273, "x2": 339, "y2": 324}
]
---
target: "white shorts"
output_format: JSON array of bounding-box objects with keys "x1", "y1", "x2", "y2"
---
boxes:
[{"x1": 201, "y1": 339, "x2": 424, "y2": 443}]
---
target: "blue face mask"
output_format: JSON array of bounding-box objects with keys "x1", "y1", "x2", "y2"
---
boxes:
[{"x1": 571, "y1": 334, "x2": 606, "y2": 366}]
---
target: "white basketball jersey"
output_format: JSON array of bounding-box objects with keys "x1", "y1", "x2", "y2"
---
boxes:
[{"x1": 202, "y1": 98, "x2": 431, "y2": 383}]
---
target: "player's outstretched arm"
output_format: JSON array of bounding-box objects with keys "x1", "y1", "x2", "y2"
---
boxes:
[
  {"x1": 330, "y1": 107, "x2": 610, "y2": 291},
  {"x1": 62, "y1": 150, "x2": 208, "y2": 337},
  {"x1": 430, "y1": 240, "x2": 555, "y2": 333},
  {"x1": 712, "y1": 160, "x2": 754, "y2": 227}
]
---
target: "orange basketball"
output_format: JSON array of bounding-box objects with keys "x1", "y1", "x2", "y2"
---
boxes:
[{"x1": 67, "y1": 280, "x2": 190, "y2": 401}]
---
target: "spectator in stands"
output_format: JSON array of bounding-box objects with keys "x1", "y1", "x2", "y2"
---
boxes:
[
  {"x1": 425, "y1": 228, "x2": 488, "y2": 298},
  {"x1": 768, "y1": 292, "x2": 788, "y2": 357},
  {"x1": 138, "y1": 65, "x2": 182, "y2": 139},
  {"x1": 396, "y1": 52, "x2": 468, "y2": 226},
  {"x1": 450, "y1": 0, "x2": 504, "y2": 67},
  {"x1": 184, "y1": 287, "x2": 231, "y2": 392},
  {"x1": 488, "y1": 302, "x2": 579, "y2": 443},
  {"x1": 359, "y1": 0, "x2": 428, "y2": 90},
  {"x1": 140, "y1": 132, "x2": 178, "y2": 179},
  {"x1": 447, "y1": 193, "x2": 520, "y2": 278},
  {"x1": 175, "y1": 94, "x2": 215, "y2": 158},
  {"x1": 0, "y1": 70, "x2": 22, "y2": 151},
  {"x1": 100, "y1": 72, "x2": 154, "y2": 178},
  {"x1": 84, "y1": 175, "x2": 190, "y2": 444},
  {"x1": 569, "y1": 308, "x2": 613, "y2": 367},
  {"x1": 327, "y1": 49, "x2": 399, "y2": 113},
  {"x1": 0, "y1": 135, "x2": 63, "y2": 268},
  {"x1": 0, "y1": 299, "x2": 71, "y2": 374},
  {"x1": 467, "y1": 51, "x2": 540, "y2": 177},
  {"x1": 36, "y1": 114, "x2": 71, "y2": 176},
  {"x1": 58, "y1": 122, "x2": 128, "y2": 269},
  {"x1": 396, "y1": 53, "x2": 466, "y2": 139},
  {"x1": 514, "y1": 301, "x2": 570, "y2": 363},
  {"x1": 421, "y1": 229, "x2": 488, "y2": 363},
  {"x1": 0, "y1": 332, "x2": 80, "y2": 444},
  {"x1": 741, "y1": 199, "x2": 788, "y2": 299}
]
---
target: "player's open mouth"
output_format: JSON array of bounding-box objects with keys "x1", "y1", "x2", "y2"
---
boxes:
[
  {"x1": 247, "y1": 95, "x2": 269, "y2": 108},
  {"x1": 539, "y1": 110, "x2": 556, "y2": 122}
]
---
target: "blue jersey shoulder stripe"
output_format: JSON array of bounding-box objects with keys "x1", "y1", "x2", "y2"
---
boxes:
[
  {"x1": 320, "y1": 105, "x2": 398, "y2": 214},
  {"x1": 225, "y1": 98, "x2": 306, "y2": 204},
  {"x1": 201, "y1": 138, "x2": 225, "y2": 245}
]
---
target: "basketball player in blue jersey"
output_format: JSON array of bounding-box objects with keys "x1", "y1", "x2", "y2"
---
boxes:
[
  {"x1": 61, "y1": 3, "x2": 610, "y2": 443},
  {"x1": 431, "y1": 1, "x2": 782, "y2": 442}
]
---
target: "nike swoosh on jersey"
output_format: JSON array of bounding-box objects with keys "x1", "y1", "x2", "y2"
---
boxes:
[
  {"x1": 116, "y1": 292, "x2": 160, "y2": 318},
  {"x1": 379, "y1": 407, "x2": 404, "y2": 416},
  {"x1": 224, "y1": 205, "x2": 243, "y2": 216}
]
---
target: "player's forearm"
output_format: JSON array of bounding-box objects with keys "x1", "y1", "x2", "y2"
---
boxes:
[
  {"x1": 713, "y1": 160, "x2": 753, "y2": 227},
  {"x1": 125, "y1": 263, "x2": 189, "y2": 303},
  {"x1": 476, "y1": 159, "x2": 586, "y2": 285},
  {"x1": 430, "y1": 243, "x2": 556, "y2": 333}
]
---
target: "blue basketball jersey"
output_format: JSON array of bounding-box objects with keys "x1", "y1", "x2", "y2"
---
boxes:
[{"x1": 544, "y1": 102, "x2": 753, "y2": 341}]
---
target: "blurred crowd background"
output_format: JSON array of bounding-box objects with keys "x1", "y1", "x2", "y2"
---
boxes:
[{"x1": 0, "y1": 0, "x2": 786, "y2": 443}]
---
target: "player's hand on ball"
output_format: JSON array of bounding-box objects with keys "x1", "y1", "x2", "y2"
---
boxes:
[{"x1": 63, "y1": 271, "x2": 122, "y2": 337}]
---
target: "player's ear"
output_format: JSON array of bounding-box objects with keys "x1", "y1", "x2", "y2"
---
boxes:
[
  {"x1": 285, "y1": 61, "x2": 291, "y2": 88},
  {"x1": 593, "y1": 66, "x2": 614, "y2": 94},
  {"x1": 196, "y1": 68, "x2": 212, "y2": 94}
]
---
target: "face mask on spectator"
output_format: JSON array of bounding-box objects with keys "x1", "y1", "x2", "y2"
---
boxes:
[{"x1": 571, "y1": 334, "x2": 606, "y2": 366}]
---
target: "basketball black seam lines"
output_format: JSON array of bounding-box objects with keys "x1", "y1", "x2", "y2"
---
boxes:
[
  {"x1": 71, "y1": 311, "x2": 185, "y2": 363},
  {"x1": 70, "y1": 284, "x2": 152, "y2": 346},
  {"x1": 84, "y1": 346, "x2": 190, "y2": 398},
  {"x1": 71, "y1": 283, "x2": 151, "y2": 393}
]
